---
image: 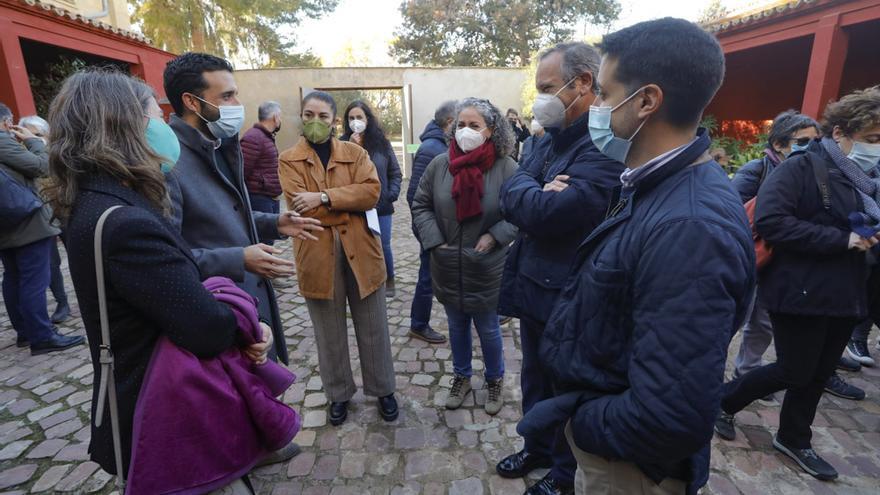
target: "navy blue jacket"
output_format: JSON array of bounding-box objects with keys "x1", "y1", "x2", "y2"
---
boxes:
[
  {"x1": 756, "y1": 140, "x2": 870, "y2": 318},
  {"x1": 731, "y1": 153, "x2": 777, "y2": 203},
  {"x1": 498, "y1": 113, "x2": 624, "y2": 323},
  {"x1": 407, "y1": 121, "x2": 447, "y2": 207},
  {"x1": 521, "y1": 131, "x2": 755, "y2": 494}
]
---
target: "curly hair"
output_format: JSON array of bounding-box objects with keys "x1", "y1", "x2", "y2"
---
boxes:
[
  {"x1": 340, "y1": 100, "x2": 392, "y2": 156},
  {"x1": 821, "y1": 86, "x2": 880, "y2": 137},
  {"x1": 450, "y1": 97, "x2": 515, "y2": 157},
  {"x1": 45, "y1": 69, "x2": 169, "y2": 221}
]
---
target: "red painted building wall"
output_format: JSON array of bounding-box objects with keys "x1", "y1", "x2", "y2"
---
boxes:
[
  {"x1": 705, "y1": 0, "x2": 880, "y2": 140},
  {"x1": 0, "y1": 0, "x2": 174, "y2": 118}
]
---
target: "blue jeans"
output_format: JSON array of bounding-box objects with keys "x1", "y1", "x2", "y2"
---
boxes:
[
  {"x1": 249, "y1": 193, "x2": 279, "y2": 245},
  {"x1": 443, "y1": 305, "x2": 505, "y2": 381},
  {"x1": 520, "y1": 317, "x2": 576, "y2": 484},
  {"x1": 409, "y1": 226, "x2": 433, "y2": 331},
  {"x1": 379, "y1": 214, "x2": 394, "y2": 280},
  {"x1": 0, "y1": 237, "x2": 55, "y2": 343}
]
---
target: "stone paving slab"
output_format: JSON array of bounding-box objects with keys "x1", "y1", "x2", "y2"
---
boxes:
[{"x1": 0, "y1": 185, "x2": 878, "y2": 494}]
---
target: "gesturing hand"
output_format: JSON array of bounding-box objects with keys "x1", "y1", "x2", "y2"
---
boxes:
[
  {"x1": 278, "y1": 211, "x2": 323, "y2": 240},
  {"x1": 849, "y1": 232, "x2": 879, "y2": 252},
  {"x1": 243, "y1": 243, "x2": 296, "y2": 279}
]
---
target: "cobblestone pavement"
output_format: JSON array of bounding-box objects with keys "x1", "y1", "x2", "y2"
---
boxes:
[{"x1": 0, "y1": 191, "x2": 878, "y2": 494}]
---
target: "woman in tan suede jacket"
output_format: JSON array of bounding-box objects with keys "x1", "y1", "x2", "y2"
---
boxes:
[{"x1": 278, "y1": 91, "x2": 397, "y2": 427}]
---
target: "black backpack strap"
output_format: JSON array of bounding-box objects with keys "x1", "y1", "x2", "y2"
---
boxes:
[{"x1": 806, "y1": 153, "x2": 832, "y2": 211}]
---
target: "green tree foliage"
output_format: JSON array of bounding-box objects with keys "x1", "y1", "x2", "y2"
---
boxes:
[
  {"x1": 391, "y1": 0, "x2": 621, "y2": 67},
  {"x1": 29, "y1": 56, "x2": 87, "y2": 117},
  {"x1": 132, "y1": 0, "x2": 337, "y2": 68},
  {"x1": 327, "y1": 89, "x2": 404, "y2": 139}
]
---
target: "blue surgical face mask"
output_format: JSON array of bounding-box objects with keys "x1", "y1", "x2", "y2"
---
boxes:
[
  {"x1": 848, "y1": 140, "x2": 880, "y2": 173},
  {"x1": 588, "y1": 87, "x2": 649, "y2": 163},
  {"x1": 789, "y1": 142, "x2": 809, "y2": 154},
  {"x1": 145, "y1": 118, "x2": 181, "y2": 173},
  {"x1": 191, "y1": 94, "x2": 245, "y2": 139}
]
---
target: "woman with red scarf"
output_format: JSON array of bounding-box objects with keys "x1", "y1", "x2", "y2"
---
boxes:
[{"x1": 412, "y1": 98, "x2": 518, "y2": 416}]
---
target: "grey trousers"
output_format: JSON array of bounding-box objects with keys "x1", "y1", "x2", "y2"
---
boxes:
[
  {"x1": 734, "y1": 290, "x2": 773, "y2": 377},
  {"x1": 564, "y1": 423, "x2": 685, "y2": 495},
  {"x1": 305, "y1": 234, "x2": 396, "y2": 403}
]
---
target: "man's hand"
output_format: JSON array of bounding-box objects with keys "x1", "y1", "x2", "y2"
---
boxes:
[
  {"x1": 474, "y1": 233, "x2": 497, "y2": 253},
  {"x1": 243, "y1": 322, "x2": 273, "y2": 364},
  {"x1": 291, "y1": 192, "x2": 323, "y2": 214},
  {"x1": 9, "y1": 125, "x2": 36, "y2": 142},
  {"x1": 278, "y1": 211, "x2": 323, "y2": 240},
  {"x1": 243, "y1": 243, "x2": 295, "y2": 279},
  {"x1": 543, "y1": 174, "x2": 570, "y2": 193},
  {"x1": 849, "y1": 232, "x2": 880, "y2": 252}
]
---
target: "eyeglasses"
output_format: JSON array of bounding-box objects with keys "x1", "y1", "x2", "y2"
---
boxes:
[{"x1": 791, "y1": 137, "x2": 811, "y2": 147}]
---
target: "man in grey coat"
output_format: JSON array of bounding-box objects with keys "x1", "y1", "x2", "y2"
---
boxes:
[
  {"x1": 0, "y1": 102, "x2": 84, "y2": 355},
  {"x1": 162, "y1": 53, "x2": 322, "y2": 366}
]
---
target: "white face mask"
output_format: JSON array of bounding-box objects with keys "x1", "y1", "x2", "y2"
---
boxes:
[
  {"x1": 191, "y1": 94, "x2": 245, "y2": 139},
  {"x1": 530, "y1": 119, "x2": 543, "y2": 133},
  {"x1": 455, "y1": 127, "x2": 487, "y2": 152},
  {"x1": 350, "y1": 119, "x2": 367, "y2": 134},
  {"x1": 848, "y1": 140, "x2": 880, "y2": 173},
  {"x1": 532, "y1": 77, "x2": 580, "y2": 129}
]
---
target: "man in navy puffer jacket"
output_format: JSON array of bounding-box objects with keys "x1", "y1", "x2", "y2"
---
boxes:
[
  {"x1": 519, "y1": 18, "x2": 755, "y2": 495},
  {"x1": 406, "y1": 101, "x2": 456, "y2": 344}
]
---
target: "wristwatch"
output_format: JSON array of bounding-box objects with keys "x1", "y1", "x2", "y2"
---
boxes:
[{"x1": 320, "y1": 192, "x2": 330, "y2": 205}]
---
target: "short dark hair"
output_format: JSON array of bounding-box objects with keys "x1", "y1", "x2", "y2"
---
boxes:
[
  {"x1": 302, "y1": 90, "x2": 337, "y2": 118},
  {"x1": 163, "y1": 52, "x2": 234, "y2": 117},
  {"x1": 598, "y1": 17, "x2": 725, "y2": 127},
  {"x1": 433, "y1": 100, "x2": 457, "y2": 127},
  {"x1": 507, "y1": 108, "x2": 519, "y2": 116},
  {"x1": 767, "y1": 110, "x2": 819, "y2": 149},
  {"x1": 0, "y1": 102, "x2": 11, "y2": 122}
]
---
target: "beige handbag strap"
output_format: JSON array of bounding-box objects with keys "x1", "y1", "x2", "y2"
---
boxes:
[{"x1": 92, "y1": 205, "x2": 126, "y2": 489}]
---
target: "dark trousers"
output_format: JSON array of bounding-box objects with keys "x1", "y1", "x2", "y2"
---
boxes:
[
  {"x1": 0, "y1": 237, "x2": 55, "y2": 343},
  {"x1": 721, "y1": 313, "x2": 857, "y2": 449},
  {"x1": 48, "y1": 236, "x2": 68, "y2": 309},
  {"x1": 851, "y1": 319, "x2": 872, "y2": 343},
  {"x1": 249, "y1": 193, "x2": 279, "y2": 245},
  {"x1": 521, "y1": 316, "x2": 576, "y2": 484},
  {"x1": 409, "y1": 226, "x2": 433, "y2": 331}
]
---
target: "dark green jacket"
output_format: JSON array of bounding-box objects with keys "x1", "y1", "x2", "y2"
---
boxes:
[{"x1": 0, "y1": 132, "x2": 59, "y2": 249}]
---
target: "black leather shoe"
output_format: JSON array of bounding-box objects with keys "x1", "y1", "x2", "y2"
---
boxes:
[
  {"x1": 378, "y1": 394, "x2": 399, "y2": 422},
  {"x1": 30, "y1": 333, "x2": 84, "y2": 356},
  {"x1": 496, "y1": 450, "x2": 552, "y2": 479},
  {"x1": 15, "y1": 336, "x2": 29, "y2": 348},
  {"x1": 409, "y1": 326, "x2": 447, "y2": 344},
  {"x1": 51, "y1": 304, "x2": 71, "y2": 324},
  {"x1": 526, "y1": 473, "x2": 574, "y2": 495},
  {"x1": 329, "y1": 401, "x2": 348, "y2": 426}
]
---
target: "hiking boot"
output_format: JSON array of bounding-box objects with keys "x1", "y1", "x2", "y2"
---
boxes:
[
  {"x1": 846, "y1": 339, "x2": 875, "y2": 367},
  {"x1": 408, "y1": 326, "x2": 447, "y2": 344},
  {"x1": 329, "y1": 401, "x2": 349, "y2": 426},
  {"x1": 772, "y1": 436, "x2": 838, "y2": 480},
  {"x1": 824, "y1": 372, "x2": 865, "y2": 400},
  {"x1": 385, "y1": 278, "x2": 396, "y2": 298},
  {"x1": 485, "y1": 377, "x2": 504, "y2": 415},
  {"x1": 714, "y1": 410, "x2": 736, "y2": 440},
  {"x1": 836, "y1": 354, "x2": 861, "y2": 372},
  {"x1": 445, "y1": 374, "x2": 471, "y2": 410}
]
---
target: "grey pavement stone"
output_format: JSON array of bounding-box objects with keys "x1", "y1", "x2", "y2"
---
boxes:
[{"x1": 0, "y1": 190, "x2": 878, "y2": 494}]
